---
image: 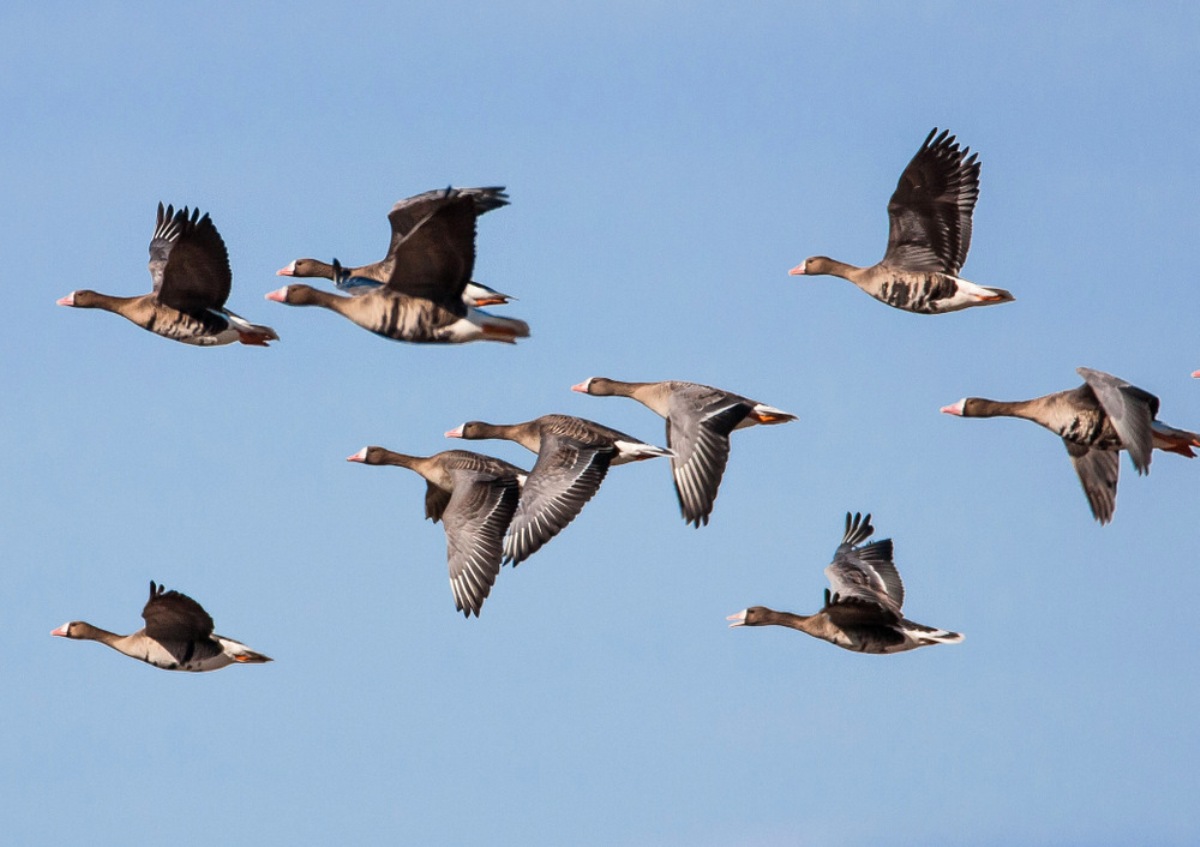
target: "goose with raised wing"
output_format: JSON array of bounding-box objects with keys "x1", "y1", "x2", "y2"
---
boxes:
[
  {"x1": 51, "y1": 581, "x2": 271, "y2": 672},
  {"x1": 57, "y1": 203, "x2": 278, "y2": 346},
  {"x1": 941, "y1": 367, "x2": 1199, "y2": 524},
  {"x1": 727, "y1": 512, "x2": 962, "y2": 654},
  {"x1": 446, "y1": 415, "x2": 672, "y2": 565},
  {"x1": 571, "y1": 377, "x2": 795, "y2": 527},
  {"x1": 268, "y1": 187, "x2": 527, "y2": 343},
  {"x1": 348, "y1": 446, "x2": 526, "y2": 617},
  {"x1": 278, "y1": 186, "x2": 515, "y2": 307},
  {"x1": 789, "y1": 128, "x2": 1012, "y2": 314}
]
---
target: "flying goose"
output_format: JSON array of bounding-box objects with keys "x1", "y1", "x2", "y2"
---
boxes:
[
  {"x1": 277, "y1": 186, "x2": 514, "y2": 306},
  {"x1": 789, "y1": 128, "x2": 1013, "y2": 314},
  {"x1": 57, "y1": 203, "x2": 278, "y2": 346},
  {"x1": 571, "y1": 377, "x2": 796, "y2": 527},
  {"x1": 727, "y1": 512, "x2": 962, "y2": 654},
  {"x1": 348, "y1": 446, "x2": 526, "y2": 617},
  {"x1": 267, "y1": 187, "x2": 528, "y2": 344},
  {"x1": 941, "y1": 367, "x2": 1199, "y2": 524},
  {"x1": 445, "y1": 415, "x2": 672, "y2": 565},
  {"x1": 51, "y1": 581, "x2": 271, "y2": 672}
]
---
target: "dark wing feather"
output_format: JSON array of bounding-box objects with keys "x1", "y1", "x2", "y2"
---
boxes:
[
  {"x1": 1077, "y1": 367, "x2": 1157, "y2": 474},
  {"x1": 1064, "y1": 440, "x2": 1119, "y2": 524},
  {"x1": 425, "y1": 480, "x2": 453, "y2": 523},
  {"x1": 666, "y1": 392, "x2": 751, "y2": 527},
  {"x1": 883, "y1": 128, "x2": 980, "y2": 275},
  {"x1": 442, "y1": 470, "x2": 520, "y2": 617},
  {"x1": 824, "y1": 513, "x2": 903, "y2": 620},
  {"x1": 502, "y1": 434, "x2": 614, "y2": 565},
  {"x1": 383, "y1": 196, "x2": 476, "y2": 305},
  {"x1": 386, "y1": 186, "x2": 508, "y2": 255},
  {"x1": 150, "y1": 204, "x2": 232, "y2": 312},
  {"x1": 142, "y1": 581, "x2": 215, "y2": 641}
]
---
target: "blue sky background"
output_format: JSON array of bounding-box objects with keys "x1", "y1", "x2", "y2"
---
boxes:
[{"x1": 3, "y1": 2, "x2": 1198, "y2": 845}]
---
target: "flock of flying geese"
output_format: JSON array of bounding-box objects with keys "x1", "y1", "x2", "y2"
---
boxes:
[{"x1": 49, "y1": 129, "x2": 1200, "y2": 668}]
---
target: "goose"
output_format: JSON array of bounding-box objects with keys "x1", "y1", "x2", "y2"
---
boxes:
[
  {"x1": 57, "y1": 204, "x2": 278, "y2": 346},
  {"x1": 571, "y1": 377, "x2": 796, "y2": 527},
  {"x1": 789, "y1": 128, "x2": 1013, "y2": 314},
  {"x1": 348, "y1": 446, "x2": 526, "y2": 617},
  {"x1": 268, "y1": 187, "x2": 528, "y2": 344},
  {"x1": 727, "y1": 512, "x2": 962, "y2": 654},
  {"x1": 278, "y1": 186, "x2": 513, "y2": 306},
  {"x1": 941, "y1": 367, "x2": 1200, "y2": 524},
  {"x1": 51, "y1": 581, "x2": 271, "y2": 672},
  {"x1": 445, "y1": 415, "x2": 672, "y2": 565}
]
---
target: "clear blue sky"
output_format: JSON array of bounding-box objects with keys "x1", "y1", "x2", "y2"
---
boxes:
[{"x1": 3, "y1": 2, "x2": 1198, "y2": 845}]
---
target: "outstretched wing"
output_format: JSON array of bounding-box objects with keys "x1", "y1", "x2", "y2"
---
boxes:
[
  {"x1": 149, "y1": 203, "x2": 232, "y2": 312},
  {"x1": 666, "y1": 388, "x2": 752, "y2": 527},
  {"x1": 823, "y1": 512, "x2": 903, "y2": 621},
  {"x1": 1064, "y1": 439, "x2": 1119, "y2": 524},
  {"x1": 883, "y1": 128, "x2": 980, "y2": 275},
  {"x1": 503, "y1": 434, "x2": 614, "y2": 566},
  {"x1": 383, "y1": 194, "x2": 476, "y2": 305},
  {"x1": 442, "y1": 470, "x2": 520, "y2": 617},
  {"x1": 142, "y1": 581, "x2": 215, "y2": 641},
  {"x1": 1077, "y1": 367, "x2": 1157, "y2": 474}
]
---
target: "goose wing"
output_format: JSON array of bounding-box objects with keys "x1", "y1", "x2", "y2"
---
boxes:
[
  {"x1": 386, "y1": 186, "x2": 508, "y2": 256},
  {"x1": 502, "y1": 432, "x2": 614, "y2": 565},
  {"x1": 442, "y1": 470, "x2": 521, "y2": 617},
  {"x1": 382, "y1": 194, "x2": 476, "y2": 306},
  {"x1": 1064, "y1": 440, "x2": 1119, "y2": 524},
  {"x1": 665, "y1": 387, "x2": 752, "y2": 527},
  {"x1": 823, "y1": 512, "x2": 903, "y2": 621},
  {"x1": 883, "y1": 128, "x2": 980, "y2": 275},
  {"x1": 141, "y1": 581, "x2": 215, "y2": 641},
  {"x1": 149, "y1": 203, "x2": 232, "y2": 312},
  {"x1": 1077, "y1": 367, "x2": 1157, "y2": 474}
]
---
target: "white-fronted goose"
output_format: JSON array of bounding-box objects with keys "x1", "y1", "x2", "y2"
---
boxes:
[
  {"x1": 942, "y1": 367, "x2": 1200, "y2": 524},
  {"x1": 571, "y1": 377, "x2": 796, "y2": 527},
  {"x1": 445, "y1": 415, "x2": 672, "y2": 565},
  {"x1": 268, "y1": 187, "x2": 528, "y2": 344},
  {"x1": 727, "y1": 512, "x2": 963, "y2": 654},
  {"x1": 57, "y1": 203, "x2": 278, "y2": 346},
  {"x1": 51, "y1": 581, "x2": 271, "y2": 672},
  {"x1": 789, "y1": 129, "x2": 1013, "y2": 314},
  {"x1": 348, "y1": 446, "x2": 526, "y2": 617}
]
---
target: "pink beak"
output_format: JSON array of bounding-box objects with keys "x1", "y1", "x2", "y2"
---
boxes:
[
  {"x1": 265, "y1": 287, "x2": 288, "y2": 302},
  {"x1": 346, "y1": 448, "x2": 367, "y2": 462},
  {"x1": 940, "y1": 403, "x2": 963, "y2": 416},
  {"x1": 571, "y1": 381, "x2": 588, "y2": 393},
  {"x1": 1193, "y1": 370, "x2": 1200, "y2": 379},
  {"x1": 445, "y1": 426, "x2": 464, "y2": 438},
  {"x1": 788, "y1": 264, "x2": 806, "y2": 276},
  {"x1": 50, "y1": 625, "x2": 69, "y2": 637},
  {"x1": 56, "y1": 293, "x2": 75, "y2": 307},
  {"x1": 276, "y1": 265, "x2": 295, "y2": 276}
]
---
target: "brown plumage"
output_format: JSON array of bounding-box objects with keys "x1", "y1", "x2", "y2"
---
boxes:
[
  {"x1": 727, "y1": 513, "x2": 962, "y2": 654},
  {"x1": 57, "y1": 203, "x2": 278, "y2": 346},
  {"x1": 571, "y1": 377, "x2": 796, "y2": 527},
  {"x1": 790, "y1": 129, "x2": 1013, "y2": 314},
  {"x1": 446, "y1": 415, "x2": 672, "y2": 565},
  {"x1": 942, "y1": 367, "x2": 1199, "y2": 524},
  {"x1": 348, "y1": 447, "x2": 526, "y2": 617},
  {"x1": 51, "y1": 581, "x2": 272, "y2": 672},
  {"x1": 268, "y1": 187, "x2": 528, "y2": 343}
]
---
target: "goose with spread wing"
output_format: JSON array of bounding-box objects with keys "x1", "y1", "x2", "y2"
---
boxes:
[
  {"x1": 445, "y1": 415, "x2": 672, "y2": 566},
  {"x1": 727, "y1": 512, "x2": 962, "y2": 654},
  {"x1": 348, "y1": 446, "x2": 526, "y2": 617},
  {"x1": 571, "y1": 377, "x2": 795, "y2": 527},
  {"x1": 790, "y1": 128, "x2": 1012, "y2": 314},
  {"x1": 51, "y1": 581, "x2": 271, "y2": 671},
  {"x1": 277, "y1": 186, "x2": 515, "y2": 307},
  {"x1": 941, "y1": 367, "x2": 1199, "y2": 524},
  {"x1": 57, "y1": 203, "x2": 278, "y2": 346},
  {"x1": 267, "y1": 187, "x2": 528, "y2": 343}
]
